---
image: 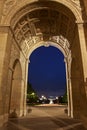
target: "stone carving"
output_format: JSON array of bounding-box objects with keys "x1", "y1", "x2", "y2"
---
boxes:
[
  {"x1": 13, "y1": 8, "x2": 73, "y2": 47},
  {"x1": 44, "y1": 42, "x2": 50, "y2": 47},
  {"x1": 32, "y1": 36, "x2": 43, "y2": 44},
  {"x1": 11, "y1": 8, "x2": 74, "y2": 57},
  {"x1": 10, "y1": 42, "x2": 20, "y2": 68},
  {"x1": 50, "y1": 36, "x2": 70, "y2": 47},
  {"x1": 3, "y1": 0, "x2": 17, "y2": 15},
  {"x1": 71, "y1": 0, "x2": 80, "y2": 8},
  {"x1": 50, "y1": 35, "x2": 70, "y2": 55},
  {"x1": 20, "y1": 35, "x2": 43, "y2": 56}
]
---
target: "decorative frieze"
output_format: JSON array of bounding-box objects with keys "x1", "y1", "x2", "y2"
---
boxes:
[
  {"x1": 21, "y1": 36, "x2": 43, "y2": 56},
  {"x1": 3, "y1": 0, "x2": 17, "y2": 15},
  {"x1": 71, "y1": 0, "x2": 81, "y2": 9},
  {"x1": 50, "y1": 35, "x2": 70, "y2": 55},
  {"x1": 9, "y1": 41, "x2": 20, "y2": 68},
  {"x1": 20, "y1": 34, "x2": 70, "y2": 58},
  {"x1": 71, "y1": 0, "x2": 80, "y2": 4}
]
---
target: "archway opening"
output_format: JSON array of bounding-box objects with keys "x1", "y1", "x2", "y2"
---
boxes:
[
  {"x1": 27, "y1": 45, "x2": 67, "y2": 111},
  {"x1": 9, "y1": 60, "x2": 23, "y2": 117},
  {"x1": 7, "y1": 0, "x2": 87, "y2": 122}
]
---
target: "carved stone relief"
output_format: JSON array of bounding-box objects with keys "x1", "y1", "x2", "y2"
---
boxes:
[
  {"x1": 70, "y1": 0, "x2": 81, "y2": 8},
  {"x1": 3, "y1": 0, "x2": 81, "y2": 16},
  {"x1": 3, "y1": 0, "x2": 17, "y2": 15},
  {"x1": 9, "y1": 40, "x2": 20, "y2": 68},
  {"x1": 8, "y1": 5, "x2": 77, "y2": 58},
  {"x1": 71, "y1": 0, "x2": 80, "y2": 5},
  {"x1": 21, "y1": 36, "x2": 43, "y2": 56},
  {"x1": 12, "y1": 8, "x2": 74, "y2": 48},
  {"x1": 50, "y1": 35, "x2": 70, "y2": 55}
]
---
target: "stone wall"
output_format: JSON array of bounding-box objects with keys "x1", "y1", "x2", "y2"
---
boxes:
[
  {"x1": 0, "y1": 26, "x2": 12, "y2": 126},
  {"x1": 71, "y1": 25, "x2": 87, "y2": 118}
]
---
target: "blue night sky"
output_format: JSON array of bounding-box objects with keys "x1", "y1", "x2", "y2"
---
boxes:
[{"x1": 28, "y1": 46, "x2": 66, "y2": 97}]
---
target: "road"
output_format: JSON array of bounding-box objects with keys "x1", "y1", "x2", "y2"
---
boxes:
[{"x1": 0, "y1": 105, "x2": 87, "y2": 130}]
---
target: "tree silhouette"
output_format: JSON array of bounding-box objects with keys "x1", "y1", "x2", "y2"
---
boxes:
[
  {"x1": 27, "y1": 82, "x2": 35, "y2": 94},
  {"x1": 62, "y1": 91, "x2": 67, "y2": 103},
  {"x1": 27, "y1": 82, "x2": 38, "y2": 104}
]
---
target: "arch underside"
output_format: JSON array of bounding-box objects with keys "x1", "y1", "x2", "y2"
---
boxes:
[
  {"x1": 2, "y1": 0, "x2": 82, "y2": 25},
  {"x1": 10, "y1": 1, "x2": 77, "y2": 59}
]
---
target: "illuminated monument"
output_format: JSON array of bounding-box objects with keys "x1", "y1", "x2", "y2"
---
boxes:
[
  {"x1": 48, "y1": 96, "x2": 55, "y2": 104},
  {"x1": 0, "y1": 0, "x2": 87, "y2": 128}
]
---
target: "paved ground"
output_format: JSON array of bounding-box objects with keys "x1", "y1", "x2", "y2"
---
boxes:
[{"x1": 0, "y1": 105, "x2": 87, "y2": 130}]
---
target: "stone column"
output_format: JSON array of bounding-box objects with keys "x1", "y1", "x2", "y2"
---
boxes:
[
  {"x1": 20, "y1": 78, "x2": 25, "y2": 116},
  {"x1": 0, "y1": 26, "x2": 12, "y2": 126},
  {"x1": 23, "y1": 59, "x2": 30, "y2": 116},
  {"x1": 64, "y1": 54, "x2": 73, "y2": 118},
  {"x1": 7, "y1": 67, "x2": 13, "y2": 115},
  {"x1": 64, "y1": 58, "x2": 70, "y2": 116},
  {"x1": 77, "y1": 22, "x2": 87, "y2": 79},
  {"x1": 67, "y1": 53, "x2": 74, "y2": 118},
  {"x1": 77, "y1": 22, "x2": 87, "y2": 97},
  {"x1": 77, "y1": 22, "x2": 87, "y2": 126},
  {"x1": 69, "y1": 78, "x2": 74, "y2": 118}
]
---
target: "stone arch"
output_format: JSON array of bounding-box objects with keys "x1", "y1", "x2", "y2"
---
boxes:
[
  {"x1": 9, "y1": 59, "x2": 23, "y2": 117},
  {"x1": 28, "y1": 38, "x2": 70, "y2": 59},
  {"x1": 26, "y1": 39, "x2": 73, "y2": 116},
  {"x1": 1, "y1": 0, "x2": 83, "y2": 25},
  {"x1": 6, "y1": 0, "x2": 86, "y2": 119}
]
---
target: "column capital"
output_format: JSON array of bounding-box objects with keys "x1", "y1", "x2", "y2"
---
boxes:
[
  {"x1": 76, "y1": 22, "x2": 84, "y2": 30},
  {"x1": 76, "y1": 21, "x2": 84, "y2": 24},
  {"x1": 28, "y1": 60, "x2": 30, "y2": 64},
  {"x1": 26, "y1": 59, "x2": 30, "y2": 64},
  {"x1": 75, "y1": 19, "x2": 87, "y2": 24},
  {"x1": 0, "y1": 25, "x2": 10, "y2": 33},
  {"x1": 64, "y1": 57, "x2": 67, "y2": 63},
  {"x1": 76, "y1": 20, "x2": 87, "y2": 29}
]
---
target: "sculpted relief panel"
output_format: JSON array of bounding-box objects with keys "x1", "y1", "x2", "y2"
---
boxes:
[
  {"x1": 6, "y1": 7, "x2": 76, "y2": 58},
  {"x1": 11, "y1": 8, "x2": 74, "y2": 57},
  {"x1": 71, "y1": 0, "x2": 80, "y2": 6},
  {"x1": 3, "y1": 0, "x2": 17, "y2": 15},
  {"x1": 13, "y1": 8, "x2": 75, "y2": 43},
  {"x1": 9, "y1": 40, "x2": 20, "y2": 68}
]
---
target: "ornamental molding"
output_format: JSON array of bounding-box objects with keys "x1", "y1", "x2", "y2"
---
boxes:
[
  {"x1": 3, "y1": 0, "x2": 17, "y2": 16},
  {"x1": 70, "y1": 0, "x2": 81, "y2": 8},
  {"x1": 3, "y1": 0, "x2": 81, "y2": 16},
  {"x1": 10, "y1": 41, "x2": 20, "y2": 67},
  {"x1": 20, "y1": 35, "x2": 70, "y2": 58},
  {"x1": 49, "y1": 35, "x2": 70, "y2": 55}
]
